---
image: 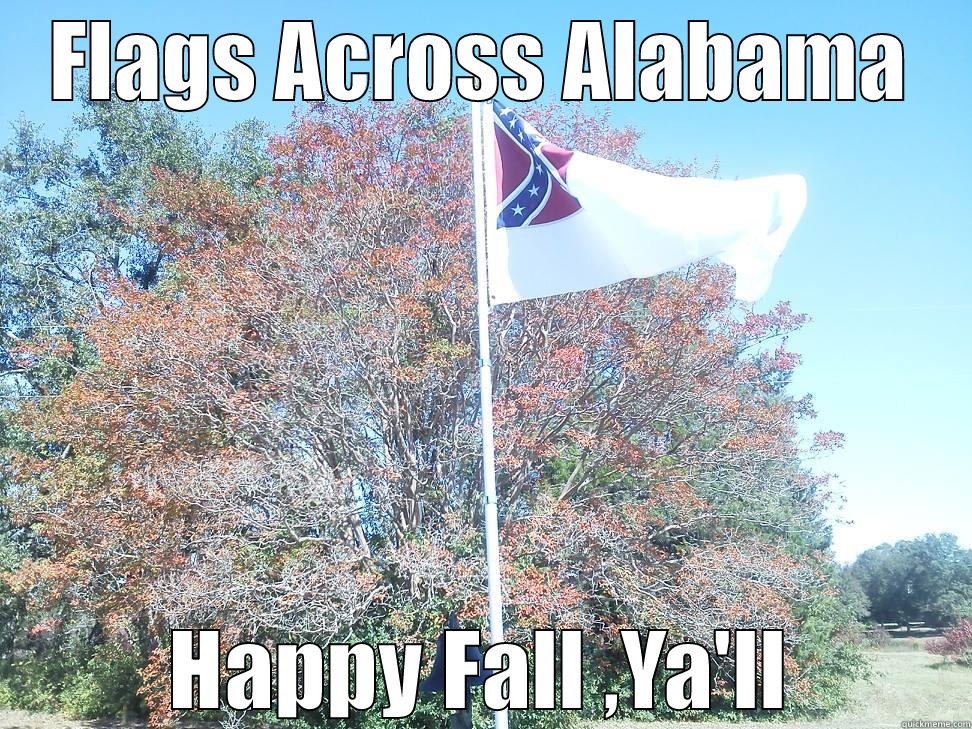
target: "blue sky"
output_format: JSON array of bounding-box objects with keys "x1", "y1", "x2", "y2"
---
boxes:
[{"x1": 2, "y1": 1, "x2": 969, "y2": 562}]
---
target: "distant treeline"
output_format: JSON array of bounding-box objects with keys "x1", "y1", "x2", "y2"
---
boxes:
[{"x1": 845, "y1": 533, "x2": 972, "y2": 628}]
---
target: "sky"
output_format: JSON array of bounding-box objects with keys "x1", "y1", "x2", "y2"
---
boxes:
[{"x1": 1, "y1": 1, "x2": 969, "y2": 563}]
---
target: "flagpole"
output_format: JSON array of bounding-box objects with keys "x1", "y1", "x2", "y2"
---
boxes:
[{"x1": 471, "y1": 100, "x2": 509, "y2": 729}]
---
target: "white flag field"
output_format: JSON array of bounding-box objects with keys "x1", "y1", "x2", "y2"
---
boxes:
[{"x1": 481, "y1": 101, "x2": 808, "y2": 305}]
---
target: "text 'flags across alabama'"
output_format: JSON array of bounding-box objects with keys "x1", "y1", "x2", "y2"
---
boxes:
[{"x1": 484, "y1": 102, "x2": 808, "y2": 305}]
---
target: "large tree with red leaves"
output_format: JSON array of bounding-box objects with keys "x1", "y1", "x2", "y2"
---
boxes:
[{"x1": 5, "y1": 101, "x2": 864, "y2": 724}]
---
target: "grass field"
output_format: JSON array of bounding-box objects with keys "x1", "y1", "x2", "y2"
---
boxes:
[
  {"x1": 591, "y1": 638, "x2": 971, "y2": 729},
  {"x1": 0, "y1": 639, "x2": 968, "y2": 729}
]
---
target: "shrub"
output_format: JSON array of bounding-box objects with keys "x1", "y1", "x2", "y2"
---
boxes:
[
  {"x1": 865, "y1": 624, "x2": 893, "y2": 649},
  {"x1": 0, "y1": 638, "x2": 143, "y2": 719},
  {"x1": 58, "y1": 643, "x2": 143, "y2": 719},
  {"x1": 926, "y1": 618, "x2": 972, "y2": 666},
  {"x1": 0, "y1": 658, "x2": 58, "y2": 712}
]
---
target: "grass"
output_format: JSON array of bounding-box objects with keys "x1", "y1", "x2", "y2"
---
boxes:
[
  {"x1": 586, "y1": 637, "x2": 972, "y2": 729},
  {"x1": 836, "y1": 638, "x2": 970, "y2": 726}
]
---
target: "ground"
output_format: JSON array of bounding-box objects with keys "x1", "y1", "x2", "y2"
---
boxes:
[
  {"x1": 597, "y1": 638, "x2": 971, "y2": 729},
  {"x1": 0, "y1": 639, "x2": 968, "y2": 729}
]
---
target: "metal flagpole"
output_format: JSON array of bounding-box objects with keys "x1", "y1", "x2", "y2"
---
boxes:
[{"x1": 470, "y1": 100, "x2": 509, "y2": 729}]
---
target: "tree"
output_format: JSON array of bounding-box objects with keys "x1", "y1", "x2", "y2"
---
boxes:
[
  {"x1": 848, "y1": 533, "x2": 972, "y2": 627},
  {"x1": 5, "y1": 101, "x2": 863, "y2": 724},
  {"x1": 0, "y1": 96, "x2": 270, "y2": 717}
]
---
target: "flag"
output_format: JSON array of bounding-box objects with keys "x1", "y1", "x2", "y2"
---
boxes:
[{"x1": 483, "y1": 101, "x2": 807, "y2": 305}]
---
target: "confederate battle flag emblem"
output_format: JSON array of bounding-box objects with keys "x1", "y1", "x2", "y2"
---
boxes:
[{"x1": 492, "y1": 101, "x2": 582, "y2": 229}]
